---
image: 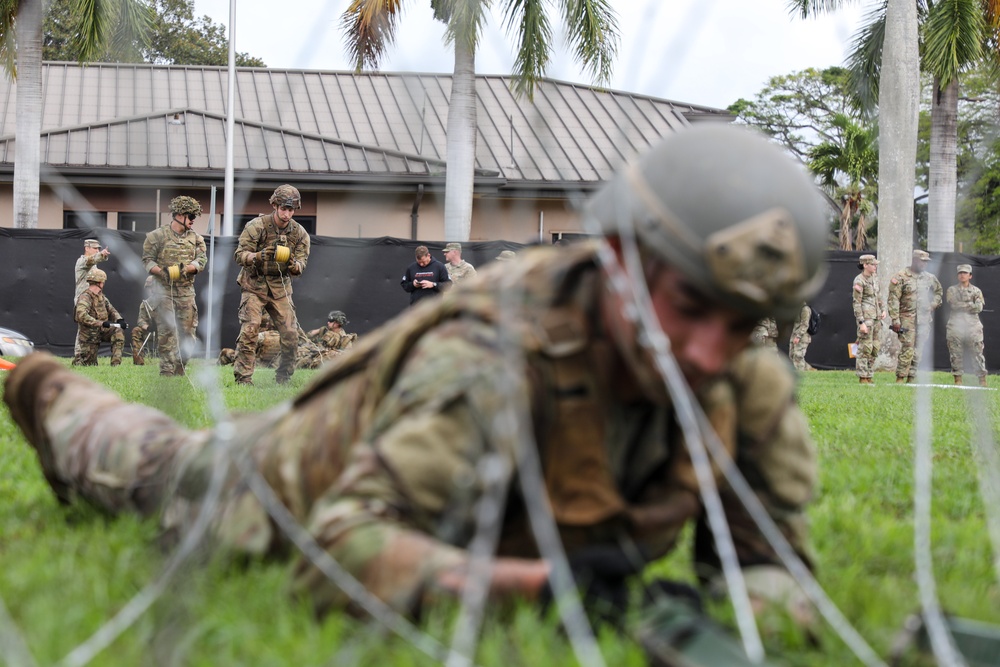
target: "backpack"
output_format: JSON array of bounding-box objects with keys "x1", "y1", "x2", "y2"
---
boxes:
[{"x1": 806, "y1": 306, "x2": 821, "y2": 336}]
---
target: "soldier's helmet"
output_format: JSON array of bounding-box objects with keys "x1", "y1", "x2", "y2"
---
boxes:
[
  {"x1": 85, "y1": 268, "x2": 108, "y2": 284},
  {"x1": 270, "y1": 184, "x2": 301, "y2": 209},
  {"x1": 169, "y1": 196, "x2": 203, "y2": 217},
  {"x1": 585, "y1": 124, "x2": 827, "y2": 321},
  {"x1": 328, "y1": 310, "x2": 347, "y2": 325}
]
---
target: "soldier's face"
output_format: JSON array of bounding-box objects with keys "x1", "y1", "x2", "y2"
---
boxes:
[
  {"x1": 444, "y1": 249, "x2": 459, "y2": 264},
  {"x1": 958, "y1": 272, "x2": 971, "y2": 286},
  {"x1": 273, "y1": 205, "x2": 295, "y2": 226},
  {"x1": 84, "y1": 246, "x2": 98, "y2": 256},
  {"x1": 645, "y1": 267, "x2": 757, "y2": 389},
  {"x1": 863, "y1": 263, "x2": 877, "y2": 276}
]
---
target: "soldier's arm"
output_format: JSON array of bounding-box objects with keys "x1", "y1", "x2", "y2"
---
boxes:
[
  {"x1": 287, "y1": 227, "x2": 309, "y2": 275},
  {"x1": 972, "y1": 288, "x2": 985, "y2": 315},
  {"x1": 235, "y1": 222, "x2": 261, "y2": 266},
  {"x1": 888, "y1": 279, "x2": 901, "y2": 324},
  {"x1": 851, "y1": 279, "x2": 864, "y2": 321},
  {"x1": 791, "y1": 306, "x2": 808, "y2": 338},
  {"x1": 191, "y1": 235, "x2": 208, "y2": 272},
  {"x1": 141, "y1": 230, "x2": 161, "y2": 274},
  {"x1": 931, "y1": 276, "x2": 943, "y2": 309},
  {"x1": 74, "y1": 296, "x2": 102, "y2": 327},
  {"x1": 290, "y1": 324, "x2": 548, "y2": 616}
]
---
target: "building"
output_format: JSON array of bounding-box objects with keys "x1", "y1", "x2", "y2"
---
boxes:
[{"x1": 0, "y1": 62, "x2": 730, "y2": 241}]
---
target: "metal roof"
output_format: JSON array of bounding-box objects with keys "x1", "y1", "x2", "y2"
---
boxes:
[{"x1": 0, "y1": 62, "x2": 731, "y2": 187}]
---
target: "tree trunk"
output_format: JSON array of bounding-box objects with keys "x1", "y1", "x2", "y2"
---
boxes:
[
  {"x1": 840, "y1": 199, "x2": 853, "y2": 250},
  {"x1": 876, "y1": 0, "x2": 920, "y2": 288},
  {"x1": 927, "y1": 76, "x2": 958, "y2": 253},
  {"x1": 443, "y1": 38, "x2": 477, "y2": 242},
  {"x1": 14, "y1": 0, "x2": 43, "y2": 229},
  {"x1": 855, "y1": 212, "x2": 868, "y2": 251}
]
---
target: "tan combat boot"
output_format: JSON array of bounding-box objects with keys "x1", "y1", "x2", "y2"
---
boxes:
[
  {"x1": 132, "y1": 351, "x2": 144, "y2": 365},
  {"x1": 980, "y1": 375, "x2": 989, "y2": 387},
  {"x1": 859, "y1": 377, "x2": 871, "y2": 384},
  {"x1": 954, "y1": 375, "x2": 963, "y2": 385},
  {"x1": 896, "y1": 377, "x2": 907, "y2": 384}
]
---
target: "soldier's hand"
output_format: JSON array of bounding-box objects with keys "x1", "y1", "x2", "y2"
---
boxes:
[
  {"x1": 184, "y1": 262, "x2": 197, "y2": 275},
  {"x1": 859, "y1": 323, "x2": 868, "y2": 335},
  {"x1": 116, "y1": 319, "x2": 130, "y2": 331},
  {"x1": 288, "y1": 260, "x2": 303, "y2": 276},
  {"x1": 260, "y1": 246, "x2": 276, "y2": 262},
  {"x1": 100, "y1": 248, "x2": 110, "y2": 258},
  {"x1": 101, "y1": 321, "x2": 112, "y2": 328},
  {"x1": 890, "y1": 323, "x2": 901, "y2": 333}
]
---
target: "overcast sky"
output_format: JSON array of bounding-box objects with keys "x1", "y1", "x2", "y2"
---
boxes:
[{"x1": 192, "y1": 0, "x2": 873, "y2": 110}]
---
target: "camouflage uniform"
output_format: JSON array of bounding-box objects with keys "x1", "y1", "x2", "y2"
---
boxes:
[
  {"x1": 444, "y1": 242, "x2": 477, "y2": 284},
  {"x1": 889, "y1": 260, "x2": 942, "y2": 381},
  {"x1": 130, "y1": 277, "x2": 157, "y2": 365},
  {"x1": 852, "y1": 259, "x2": 883, "y2": 380},
  {"x1": 142, "y1": 226, "x2": 207, "y2": 376},
  {"x1": 220, "y1": 328, "x2": 340, "y2": 370},
  {"x1": 309, "y1": 328, "x2": 357, "y2": 352},
  {"x1": 73, "y1": 241, "x2": 109, "y2": 304},
  {"x1": 750, "y1": 318, "x2": 778, "y2": 349},
  {"x1": 72, "y1": 289, "x2": 124, "y2": 366},
  {"x1": 233, "y1": 210, "x2": 310, "y2": 384},
  {"x1": 788, "y1": 303, "x2": 811, "y2": 371},
  {"x1": 7, "y1": 245, "x2": 817, "y2": 617},
  {"x1": 946, "y1": 269, "x2": 987, "y2": 381}
]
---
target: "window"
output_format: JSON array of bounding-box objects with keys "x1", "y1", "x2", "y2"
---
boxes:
[
  {"x1": 118, "y1": 212, "x2": 158, "y2": 233},
  {"x1": 63, "y1": 211, "x2": 107, "y2": 230},
  {"x1": 235, "y1": 214, "x2": 316, "y2": 236}
]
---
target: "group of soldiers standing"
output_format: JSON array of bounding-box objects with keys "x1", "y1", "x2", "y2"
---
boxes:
[
  {"x1": 851, "y1": 249, "x2": 987, "y2": 385},
  {"x1": 70, "y1": 186, "x2": 355, "y2": 384}
]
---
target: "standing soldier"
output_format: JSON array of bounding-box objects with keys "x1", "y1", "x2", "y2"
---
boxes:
[
  {"x1": 852, "y1": 254, "x2": 884, "y2": 384},
  {"x1": 307, "y1": 310, "x2": 357, "y2": 352},
  {"x1": 73, "y1": 239, "x2": 110, "y2": 303},
  {"x1": 788, "y1": 303, "x2": 812, "y2": 371},
  {"x1": 443, "y1": 242, "x2": 477, "y2": 284},
  {"x1": 130, "y1": 276, "x2": 157, "y2": 365},
  {"x1": 72, "y1": 268, "x2": 127, "y2": 366},
  {"x1": 233, "y1": 184, "x2": 311, "y2": 385},
  {"x1": 142, "y1": 196, "x2": 207, "y2": 376},
  {"x1": 889, "y1": 249, "x2": 943, "y2": 383},
  {"x1": 750, "y1": 317, "x2": 779, "y2": 349},
  {"x1": 946, "y1": 264, "x2": 988, "y2": 386}
]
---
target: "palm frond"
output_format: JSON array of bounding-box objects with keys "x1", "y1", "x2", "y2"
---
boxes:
[
  {"x1": 502, "y1": 0, "x2": 552, "y2": 99},
  {"x1": 339, "y1": 0, "x2": 406, "y2": 71},
  {"x1": 559, "y1": 0, "x2": 618, "y2": 87},
  {"x1": 0, "y1": 0, "x2": 17, "y2": 78},
  {"x1": 846, "y1": 0, "x2": 887, "y2": 115},
  {"x1": 922, "y1": 0, "x2": 986, "y2": 84},
  {"x1": 436, "y1": 0, "x2": 487, "y2": 57},
  {"x1": 786, "y1": 0, "x2": 859, "y2": 20}
]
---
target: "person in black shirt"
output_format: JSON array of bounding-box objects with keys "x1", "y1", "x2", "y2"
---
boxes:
[{"x1": 400, "y1": 245, "x2": 450, "y2": 306}]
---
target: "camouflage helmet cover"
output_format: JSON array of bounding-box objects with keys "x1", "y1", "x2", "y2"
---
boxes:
[
  {"x1": 327, "y1": 310, "x2": 347, "y2": 325},
  {"x1": 85, "y1": 268, "x2": 108, "y2": 283},
  {"x1": 585, "y1": 124, "x2": 828, "y2": 321},
  {"x1": 270, "y1": 184, "x2": 301, "y2": 209},
  {"x1": 169, "y1": 196, "x2": 203, "y2": 217}
]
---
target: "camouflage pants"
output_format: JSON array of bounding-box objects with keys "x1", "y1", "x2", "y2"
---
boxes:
[
  {"x1": 947, "y1": 325, "x2": 987, "y2": 377},
  {"x1": 72, "y1": 326, "x2": 124, "y2": 366},
  {"x1": 855, "y1": 321, "x2": 878, "y2": 378},
  {"x1": 788, "y1": 335, "x2": 811, "y2": 371},
  {"x1": 234, "y1": 291, "x2": 298, "y2": 383},
  {"x1": 895, "y1": 317, "x2": 919, "y2": 380},
  {"x1": 131, "y1": 302, "x2": 156, "y2": 363},
  {"x1": 152, "y1": 293, "x2": 198, "y2": 376}
]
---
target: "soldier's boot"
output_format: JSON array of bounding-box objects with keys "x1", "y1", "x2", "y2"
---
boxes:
[
  {"x1": 896, "y1": 377, "x2": 907, "y2": 384},
  {"x1": 110, "y1": 359, "x2": 121, "y2": 367},
  {"x1": 980, "y1": 375, "x2": 989, "y2": 388},
  {"x1": 132, "y1": 351, "x2": 144, "y2": 365},
  {"x1": 2, "y1": 353, "x2": 76, "y2": 504},
  {"x1": 954, "y1": 375, "x2": 963, "y2": 385},
  {"x1": 906, "y1": 377, "x2": 916, "y2": 384},
  {"x1": 859, "y1": 377, "x2": 871, "y2": 384}
]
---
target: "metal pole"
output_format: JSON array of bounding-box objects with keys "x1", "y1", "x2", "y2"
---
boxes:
[
  {"x1": 206, "y1": 186, "x2": 217, "y2": 360},
  {"x1": 222, "y1": 0, "x2": 236, "y2": 237}
]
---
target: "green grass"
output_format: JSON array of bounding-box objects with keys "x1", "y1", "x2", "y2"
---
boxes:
[{"x1": 2, "y1": 362, "x2": 999, "y2": 665}]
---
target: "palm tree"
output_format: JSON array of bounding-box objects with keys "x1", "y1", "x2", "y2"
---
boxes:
[
  {"x1": 790, "y1": 0, "x2": 1000, "y2": 255},
  {"x1": 808, "y1": 114, "x2": 879, "y2": 249},
  {"x1": 0, "y1": 0, "x2": 151, "y2": 229},
  {"x1": 340, "y1": 0, "x2": 618, "y2": 242}
]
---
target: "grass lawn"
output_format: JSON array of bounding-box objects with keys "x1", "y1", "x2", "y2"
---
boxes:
[{"x1": 2, "y1": 360, "x2": 998, "y2": 666}]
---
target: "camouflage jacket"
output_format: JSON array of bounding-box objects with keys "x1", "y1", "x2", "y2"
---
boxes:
[
  {"x1": 177, "y1": 242, "x2": 816, "y2": 615},
  {"x1": 446, "y1": 260, "x2": 478, "y2": 284},
  {"x1": 889, "y1": 268, "x2": 942, "y2": 325},
  {"x1": 141, "y1": 226, "x2": 207, "y2": 298},
  {"x1": 852, "y1": 272, "x2": 883, "y2": 323},
  {"x1": 947, "y1": 284, "x2": 985, "y2": 331},
  {"x1": 791, "y1": 304, "x2": 811, "y2": 340},
  {"x1": 310, "y1": 328, "x2": 357, "y2": 352},
  {"x1": 234, "y1": 214, "x2": 310, "y2": 299},
  {"x1": 74, "y1": 290, "x2": 121, "y2": 329},
  {"x1": 73, "y1": 253, "x2": 108, "y2": 303}
]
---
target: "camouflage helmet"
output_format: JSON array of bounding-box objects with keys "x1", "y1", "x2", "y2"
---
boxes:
[
  {"x1": 169, "y1": 196, "x2": 202, "y2": 217},
  {"x1": 327, "y1": 310, "x2": 347, "y2": 325},
  {"x1": 85, "y1": 268, "x2": 107, "y2": 284},
  {"x1": 269, "y1": 184, "x2": 301, "y2": 209},
  {"x1": 585, "y1": 124, "x2": 827, "y2": 321}
]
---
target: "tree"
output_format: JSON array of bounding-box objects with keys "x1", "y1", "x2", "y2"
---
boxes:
[
  {"x1": 808, "y1": 114, "x2": 879, "y2": 249},
  {"x1": 339, "y1": 0, "x2": 618, "y2": 241},
  {"x1": 43, "y1": 0, "x2": 265, "y2": 67},
  {"x1": 2, "y1": 0, "x2": 152, "y2": 228}
]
